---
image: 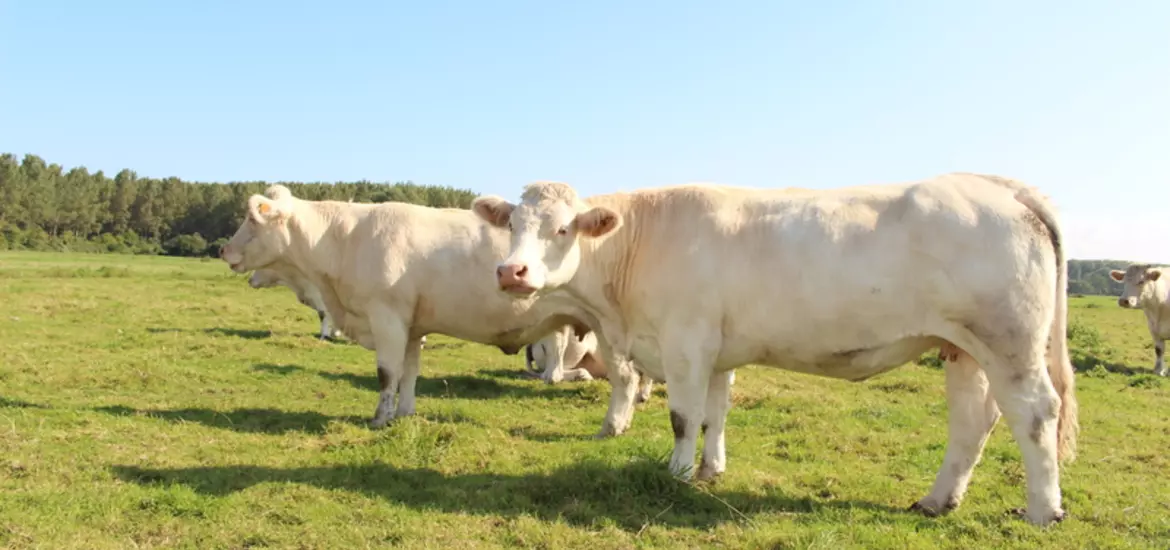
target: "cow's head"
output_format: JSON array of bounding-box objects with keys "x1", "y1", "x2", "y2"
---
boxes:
[
  {"x1": 248, "y1": 268, "x2": 282, "y2": 289},
  {"x1": 220, "y1": 185, "x2": 296, "y2": 274},
  {"x1": 1110, "y1": 264, "x2": 1163, "y2": 308},
  {"x1": 472, "y1": 182, "x2": 622, "y2": 296}
]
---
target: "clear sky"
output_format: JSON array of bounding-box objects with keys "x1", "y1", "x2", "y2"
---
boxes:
[{"x1": 2, "y1": 0, "x2": 1167, "y2": 262}]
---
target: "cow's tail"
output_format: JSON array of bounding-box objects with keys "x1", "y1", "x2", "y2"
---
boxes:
[{"x1": 985, "y1": 175, "x2": 1079, "y2": 463}]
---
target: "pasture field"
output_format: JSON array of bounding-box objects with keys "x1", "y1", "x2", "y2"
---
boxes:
[{"x1": 1, "y1": 251, "x2": 1167, "y2": 549}]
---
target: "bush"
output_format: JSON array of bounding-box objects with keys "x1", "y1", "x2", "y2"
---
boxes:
[
  {"x1": 163, "y1": 233, "x2": 210, "y2": 257},
  {"x1": 20, "y1": 226, "x2": 50, "y2": 250},
  {"x1": 208, "y1": 237, "x2": 230, "y2": 258}
]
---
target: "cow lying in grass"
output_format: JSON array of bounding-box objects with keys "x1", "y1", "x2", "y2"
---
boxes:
[
  {"x1": 525, "y1": 325, "x2": 656, "y2": 404},
  {"x1": 473, "y1": 172, "x2": 1078, "y2": 526},
  {"x1": 220, "y1": 185, "x2": 651, "y2": 434}
]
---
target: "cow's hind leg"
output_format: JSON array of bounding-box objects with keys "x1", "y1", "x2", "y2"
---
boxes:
[
  {"x1": 596, "y1": 353, "x2": 639, "y2": 438},
  {"x1": 696, "y1": 369, "x2": 733, "y2": 481},
  {"x1": 369, "y1": 312, "x2": 410, "y2": 429},
  {"x1": 912, "y1": 348, "x2": 1000, "y2": 516},
  {"x1": 1154, "y1": 337, "x2": 1165, "y2": 376},
  {"x1": 982, "y1": 348, "x2": 1065, "y2": 525},
  {"x1": 393, "y1": 336, "x2": 426, "y2": 418},
  {"x1": 635, "y1": 375, "x2": 653, "y2": 404},
  {"x1": 317, "y1": 310, "x2": 331, "y2": 340}
]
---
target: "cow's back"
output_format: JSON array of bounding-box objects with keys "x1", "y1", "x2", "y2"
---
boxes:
[{"x1": 587, "y1": 173, "x2": 1056, "y2": 372}]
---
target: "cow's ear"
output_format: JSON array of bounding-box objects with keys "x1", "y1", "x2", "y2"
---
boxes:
[
  {"x1": 472, "y1": 196, "x2": 515, "y2": 228},
  {"x1": 575, "y1": 206, "x2": 622, "y2": 238},
  {"x1": 1147, "y1": 269, "x2": 1162, "y2": 282},
  {"x1": 248, "y1": 195, "x2": 287, "y2": 225},
  {"x1": 1110, "y1": 270, "x2": 1125, "y2": 282}
]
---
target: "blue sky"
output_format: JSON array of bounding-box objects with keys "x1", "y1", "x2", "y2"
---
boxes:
[{"x1": 2, "y1": 0, "x2": 1167, "y2": 261}]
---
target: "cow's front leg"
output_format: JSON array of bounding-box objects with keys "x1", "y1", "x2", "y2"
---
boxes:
[
  {"x1": 663, "y1": 354, "x2": 713, "y2": 481},
  {"x1": 369, "y1": 313, "x2": 410, "y2": 429},
  {"x1": 1154, "y1": 338, "x2": 1166, "y2": 376}
]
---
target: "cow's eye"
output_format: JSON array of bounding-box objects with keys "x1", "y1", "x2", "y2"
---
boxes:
[
  {"x1": 556, "y1": 227, "x2": 568, "y2": 236},
  {"x1": 507, "y1": 222, "x2": 513, "y2": 231}
]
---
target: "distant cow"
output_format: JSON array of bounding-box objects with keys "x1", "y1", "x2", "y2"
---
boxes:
[
  {"x1": 248, "y1": 266, "x2": 343, "y2": 341},
  {"x1": 473, "y1": 172, "x2": 1078, "y2": 526},
  {"x1": 219, "y1": 185, "x2": 648, "y2": 432},
  {"x1": 525, "y1": 325, "x2": 656, "y2": 403},
  {"x1": 1111, "y1": 264, "x2": 1169, "y2": 376}
]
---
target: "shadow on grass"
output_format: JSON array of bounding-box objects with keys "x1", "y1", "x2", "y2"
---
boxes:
[
  {"x1": 250, "y1": 363, "x2": 593, "y2": 401},
  {"x1": 110, "y1": 457, "x2": 912, "y2": 531},
  {"x1": 148, "y1": 327, "x2": 273, "y2": 340},
  {"x1": 1072, "y1": 353, "x2": 1144, "y2": 376},
  {"x1": 252, "y1": 363, "x2": 304, "y2": 375},
  {"x1": 0, "y1": 396, "x2": 48, "y2": 409},
  {"x1": 93, "y1": 405, "x2": 365, "y2": 434},
  {"x1": 916, "y1": 347, "x2": 1154, "y2": 377},
  {"x1": 506, "y1": 425, "x2": 594, "y2": 443}
]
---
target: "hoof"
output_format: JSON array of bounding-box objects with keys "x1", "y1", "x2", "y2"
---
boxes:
[
  {"x1": 695, "y1": 463, "x2": 724, "y2": 482},
  {"x1": 910, "y1": 498, "x2": 957, "y2": 518},
  {"x1": 368, "y1": 416, "x2": 393, "y2": 429},
  {"x1": 594, "y1": 421, "x2": 624, "y2": 439},
  {"x1": 938, "y1": 342, "x2": 962, "y2": 362},
  {"x1": 909, "y1": 501, "x2": 942, "y2": 518},
  {"x1": 1007, "y1": 507, "x2": 1068, "y2": 526}
]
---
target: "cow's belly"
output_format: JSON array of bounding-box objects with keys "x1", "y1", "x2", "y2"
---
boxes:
[{"x1": 746, "y1": 336, "x2": 941, "y2": 382}]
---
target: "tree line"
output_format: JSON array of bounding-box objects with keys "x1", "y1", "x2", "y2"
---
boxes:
[
  {"x1": 0, "y1": 152, "x2": 1141, "y2": 296},
  {"x1": 1067, "y1": 259, "x2": 1129, "y2": 297},
  {"x1": 0, "y1": 153, "x2": 479, "y2": 257}
]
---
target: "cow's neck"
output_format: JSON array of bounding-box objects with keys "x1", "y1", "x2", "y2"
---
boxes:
[
  {"x1": 282, "y1": 201, "x2": 353, "y2": 330},
  {"x1": 1145, "y1": 276, "x2": 1170, "y2": 335},
  {"x1": 570, "y1": 195, "x2": 648, "y2": 337},
  {"x1": 284, "y1": 202, "x2": 341, "y2": 279}
]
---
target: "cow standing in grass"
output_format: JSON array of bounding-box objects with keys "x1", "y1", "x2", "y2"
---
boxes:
[
  {"x1": 219, "y1": 185, "x2": 649, "y2": 432},
  {"x1": 472, "y1": 172, "x2": 1078, "y2": 526},
  {"x1": 1111, "y1": 264, "x2": 1169, "y2": 376},
  {"x1": 249, "y1": 266, "x2": 344, "y2": 341}
]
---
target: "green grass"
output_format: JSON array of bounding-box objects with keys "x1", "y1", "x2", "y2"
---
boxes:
[{"x1": 1, "y1": 251, "x2": 1167, "y2": 549}]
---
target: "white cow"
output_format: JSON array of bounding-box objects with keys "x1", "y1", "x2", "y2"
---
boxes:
[
  {"x1": 1111, "y1": 264, "x2": 1169, "y2": 375},
  {"x1": 219, "y1": 185, "x2": 647, "y2": 431},
  {"x1": 472, "y1": 172, "x2": 1079, "y2": 526},
  {"x1": 526, "y1": 324, "x2": 606, "y2": 382},
  {"x1": 248, "y1": 266, "x2": 344, "y2": 341}
]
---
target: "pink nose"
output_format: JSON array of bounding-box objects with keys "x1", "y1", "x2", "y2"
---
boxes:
[{"x1": 496, "y1": 264, "x2": 528, "y2": 287}]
